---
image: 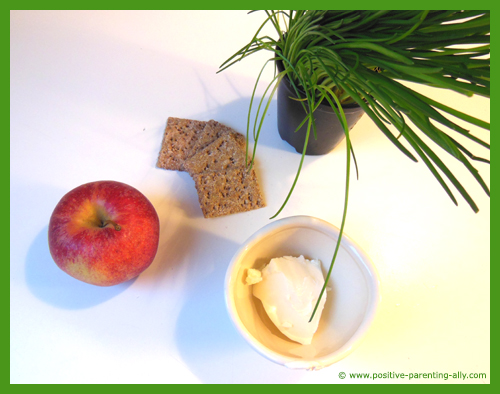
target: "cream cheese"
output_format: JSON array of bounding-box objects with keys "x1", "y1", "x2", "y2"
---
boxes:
[{"x1": 249, "y1": 255, "x2": 327, "y2": 345}]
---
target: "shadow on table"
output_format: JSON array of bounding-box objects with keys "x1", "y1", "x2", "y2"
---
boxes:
[
  {"x1": 190, "y1": 71, "x2": 297, "y2": 156},
  {"x1": 25, "y1": 226, "x2": 133, "y2": 309},
  {"x1": 173, "y1": 226, "x2": 305, "y2": 383}
]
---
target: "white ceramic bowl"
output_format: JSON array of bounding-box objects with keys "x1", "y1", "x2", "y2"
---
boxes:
[{"x1": 225, "y1": 215, "x2": 380, "y2": 370}]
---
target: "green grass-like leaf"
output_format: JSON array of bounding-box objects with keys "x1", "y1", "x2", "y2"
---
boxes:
[{"x1": 219, "y1": 10, "x2": 490, "y2": 322}]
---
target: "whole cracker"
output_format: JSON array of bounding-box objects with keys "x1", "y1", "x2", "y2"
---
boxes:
[
  {"x1": 156, "y1": 117, "x2": 207, "y2": 171},
  {"x1": 192, "y1": 168, "x2": 265, "y2": 218}
]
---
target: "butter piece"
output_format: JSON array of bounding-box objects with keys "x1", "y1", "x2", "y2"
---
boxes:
[
  {"x1": 252, "y1": 255, "x2": 327, "y2": 345},
  {"x1": 246, "y1": 268, "x2": 262, "y2": 285}
]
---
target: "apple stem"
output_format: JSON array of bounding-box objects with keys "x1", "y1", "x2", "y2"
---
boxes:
[{"x1": 101, "y1": 220, "x2": 121, "y2": 231}]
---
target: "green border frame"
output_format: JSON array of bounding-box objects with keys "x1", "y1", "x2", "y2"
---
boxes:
[{"x1": 8, "y1": 2, "x2": 493, "y2": 388}]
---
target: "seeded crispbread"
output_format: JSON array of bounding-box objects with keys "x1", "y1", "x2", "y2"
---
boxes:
[
  {"x1": 156, "y1": 117, "x2": 207, "y2": 171},
  {"x1": 183, "y1": 131, "x2": 247, "y2": 176},
  {"x1": 192, "y1": 168, "x2": 265, "y2": 218},
  {"x1": 190, "y1": 120, "x2": 234, "y2": 154}
]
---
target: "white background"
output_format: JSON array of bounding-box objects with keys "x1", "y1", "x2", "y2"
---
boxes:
[{"x1": 10, "y1": 10, "x2": 490, "y2": 384}]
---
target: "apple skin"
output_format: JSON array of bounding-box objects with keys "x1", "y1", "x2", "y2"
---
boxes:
[{"x1": 48, "y1": 181, "x2": 160, "y2": 286}]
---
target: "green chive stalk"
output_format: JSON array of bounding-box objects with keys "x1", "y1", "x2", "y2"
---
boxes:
[{"x1": 219, "y1": 10, "x2": 490, "y2": 321}]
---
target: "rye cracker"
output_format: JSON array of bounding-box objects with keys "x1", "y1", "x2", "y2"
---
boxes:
[
  {"x1": 183, "y1": 131, "x2": 247, "y2": 176},
  {"x1": 190, "y1": 120, "x2": 235, "y2": 154},
  {"x1": 156, "y1": 117, "x2": 207, "y2": 171},
  {"x1": 192, "y1": 168, "x2": 265, "y2": 218}
]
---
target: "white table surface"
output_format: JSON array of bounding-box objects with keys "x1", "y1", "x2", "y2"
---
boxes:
[{"x1": 10, "y1": 10, "x2": 490, "y2": 384}]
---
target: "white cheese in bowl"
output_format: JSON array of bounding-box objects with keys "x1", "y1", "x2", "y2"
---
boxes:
[{"x1": 249, "y1": 255, "x2": 327, "y2": 345}]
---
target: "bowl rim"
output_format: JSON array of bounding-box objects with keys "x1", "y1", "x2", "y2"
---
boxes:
[{"x1": 224, "y1": 215, "x2": 381, "y2": 370}]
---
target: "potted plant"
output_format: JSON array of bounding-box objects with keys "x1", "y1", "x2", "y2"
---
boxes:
[{"x1": 219, "y1": 10, "x2": 490, "y2": 319}]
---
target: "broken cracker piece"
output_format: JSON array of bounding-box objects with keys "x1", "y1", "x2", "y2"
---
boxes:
[
  {"x1": 156, "y1": 117, "x2": 207, "y2": 171},
  {"x1": 192, "y1": 168, "x2": 265, "y2": 218}
]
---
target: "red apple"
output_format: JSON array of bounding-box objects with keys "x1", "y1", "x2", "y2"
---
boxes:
[{"x1": 48, "y1": 180, "x2": 160, "y2": 286}]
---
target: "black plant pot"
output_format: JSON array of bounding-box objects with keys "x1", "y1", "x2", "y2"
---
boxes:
[{"x1": 276, "y1": 62, "x2": 365, "y2": 155}]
